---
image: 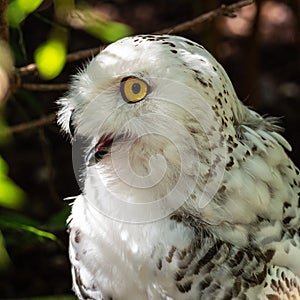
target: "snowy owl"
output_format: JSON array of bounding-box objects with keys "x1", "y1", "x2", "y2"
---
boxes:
[{"x1": 58, "y1": 34, "x2": 300, "y2": 299}]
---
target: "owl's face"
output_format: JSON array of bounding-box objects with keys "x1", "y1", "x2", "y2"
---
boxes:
[
  {"x1": 59, "y1": 34, "x2": 240, "y2": 137},
  {"x1": 58, "y1": 34, "x2": 241, "y2": 221}
]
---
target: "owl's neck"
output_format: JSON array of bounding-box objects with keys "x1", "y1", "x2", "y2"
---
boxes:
[{"x1": 83, "y1": 134, "x2": 210, "y2": 210}]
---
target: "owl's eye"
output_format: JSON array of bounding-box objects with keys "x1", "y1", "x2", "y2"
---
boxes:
[{"x1": 120, "y1": 76, "x2": 149, "y2": 103}]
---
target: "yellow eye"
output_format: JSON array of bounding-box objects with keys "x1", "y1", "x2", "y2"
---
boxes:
[{"x1": 120, "y1": 76, "x2": 149, "y2": 103}]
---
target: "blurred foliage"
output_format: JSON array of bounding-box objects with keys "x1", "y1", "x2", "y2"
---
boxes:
[
  {"x1": 87, "y1": 19, "x2": 132, "y2": 42},
  {"x1": 0, "y1": 155, "x2": 63, "y2": 271},
  {"x1": 0, "y1": 0, "x2": 257, "y2": 297},
  {"x1": 0, "y1": 156, "x2": 25, "y2": 209},
  {"x1": 0, "y1": 112, "x2": 11, "y2": 144},
  {"x1": 47, "y1": 204, "x2": 72, "y2": 231},
  {"x1": 0, "y1": 0, "x2": 133, "y2": 297},
  {"x1": 0, "y1": 231, "x2": 10, "y2": 269},
  {"x1": 0, "y1": 212, "x2": 57, "y2": 242},
  {"x1": 68, "y1": 6, "x2": 132, "y2": 42},
  {"x1": 8, "y1": 0, "x2": 44, "y2": 27},
  {"x1": 34, "y1": 27, "x2": 68, "y2": 79},
  {"x1": 8, "y1": 0, "x2": 132, "y2": 79},
  {"x1": 0, "y1": 155, "x2": 24, "y2": 270},
  {"x1": 5, "y1": 0, "x2": 300, "y2": 298}
]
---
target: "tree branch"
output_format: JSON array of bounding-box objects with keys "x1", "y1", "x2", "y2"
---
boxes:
[
  {"x1": 4, "y1": 0, "x2": 255, "y2": 134},
  {"x1": 155, "y1": 0, "x2": 255, "y2": 34},
  {"x1": 0, "y1": 114, "x2": 56, "y2": 136},
  {"x1": 18, "y1": 47, "x2": 100, "y2": 77},
  {"x1": 22, "y1": 83, "x2": 69, "y2": 91},
  {"x1": 17, "y1": 0, "x2": 255, "y2": 78}
]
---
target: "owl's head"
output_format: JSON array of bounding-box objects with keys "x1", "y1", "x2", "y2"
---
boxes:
[
  {"x1": 58, "y1": 34, "x2": 245, "y2": 137},
  {"x1": 58, "y1": 34, "x2": 246, "y2": 222}
]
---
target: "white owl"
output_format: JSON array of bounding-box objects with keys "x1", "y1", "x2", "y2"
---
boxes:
[{"x1": 58, "y1": 35, "x2": 300, "y2": 299}]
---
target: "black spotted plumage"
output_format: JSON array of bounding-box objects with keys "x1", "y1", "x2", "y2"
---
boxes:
[{"x1": 58, "y1": 34, "x2": 300, "y2": 299}]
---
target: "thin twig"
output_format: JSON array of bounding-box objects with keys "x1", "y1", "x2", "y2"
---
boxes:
[
  {"x1": 22, "y1": 83, "x2": 69, "y2": 91},
  {"x1": 65, "y1": 47, "x2": 100, "y2": 63},
  {"x1": 0, "y1": 114, "x2": 56, "y2": 136},
  {"x1": 17, "y1": 0, "x2": 254, "y2": 78},
  {"x1": 18, "y1": 47, "x2": 100, "y2": 77},
  {"x1": 17, "y1": 63, "x2": 37, "y2": 77},
  {"x1": 155, "y1": 0, "x2": 255, "y2": 34},
  {"x1": 5, "y1": 0, "x2": 255, "y2": 134}
]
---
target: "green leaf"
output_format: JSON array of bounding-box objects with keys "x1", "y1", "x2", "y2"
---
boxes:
[
  {"x1": 8, "y1": 0, "x2": 44, "y2": 27},
  {"x1": 8, "y1": 1, "x2": 26, "y2": 27},
  {"x1": 0, "y1": 177, "x2": 25, "y2": 209},
  {"x1": 0, "y1": 211, "x2": 40, "y2": 227},
  {"x1": 0, "y1": 156, "x2": 8, "y2": 174},
  {"x1": 34, "y1": 28, "x2": 68, "y2": 79},
  {"x1": 87, "y1": 20, "x2": 132, "y2": 43},
  {"x1": 0, "y1": 156, "x2": 25, "y2": 209},
  {"x1": 0, "y1": 217, "x2": 57, "y2": 242},
  {"x1": 17, "y1": 0, "x2": 44, "y2": 12},
  {"x1": 0, "y1": 231, "x2": 10, "y2": 270},
  {"x1": 69, "y1": 6, "x2": 132, "y2": 43}
]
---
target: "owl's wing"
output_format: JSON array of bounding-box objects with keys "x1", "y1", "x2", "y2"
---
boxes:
[
  {"x1": 69, "y1": 236, "x2": 105, "y2": 300},
  {"x1": 197, "y1": 114, "x2": 300, "y2": 278},
  {"x1": 71, "y1": 265, "x2": 104, "y2": 300},
  {"x1": 262, "y1": 265, "x2": 300, "y2": 300},
  {"x1": 68, "y1": 216, "x2": 105, "y2": 300},
  {"x1": 243, "y1": 127, "x2": 300, "y2": 277}
]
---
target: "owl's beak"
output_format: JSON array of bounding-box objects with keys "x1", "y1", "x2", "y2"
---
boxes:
[
  {"x1": 95, "y1": 136, "x2": 114, "y2": 161},
  {"x1": 86, "y1": 135, "x2": 113, "y2": 166}
]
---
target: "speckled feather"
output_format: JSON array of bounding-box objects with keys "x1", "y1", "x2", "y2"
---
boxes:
[{"x1": 58, "y1": 34, "x2": 300, "y2": 299}]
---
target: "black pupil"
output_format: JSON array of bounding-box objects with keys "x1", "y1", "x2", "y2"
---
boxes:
[{"x1": 132, "y1": 82, "x2": 141, "y2": 94}]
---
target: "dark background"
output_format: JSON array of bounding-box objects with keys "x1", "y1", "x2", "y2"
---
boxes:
[{"x1": 1, "y1": 0, "x2": 300, "y2": 298}]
